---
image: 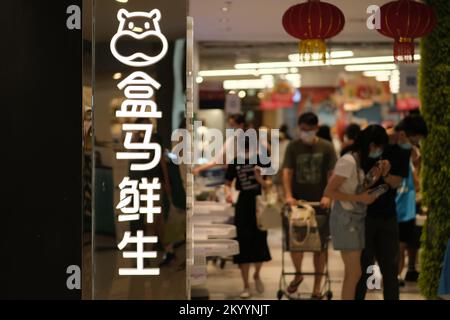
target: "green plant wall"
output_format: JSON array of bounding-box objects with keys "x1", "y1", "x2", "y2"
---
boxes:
[{"x1": 419, "y1": 0, "x2": 450, "y2": 300}]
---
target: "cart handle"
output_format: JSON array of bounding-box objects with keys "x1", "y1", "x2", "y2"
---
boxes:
[{"x1": 297, "y1": 200, "x2": 321, "y2": 207}]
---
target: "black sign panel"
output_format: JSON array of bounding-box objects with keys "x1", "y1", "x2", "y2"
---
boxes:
[{"x1": 0, "y1": 0, "x2": 82, "y2": 299}]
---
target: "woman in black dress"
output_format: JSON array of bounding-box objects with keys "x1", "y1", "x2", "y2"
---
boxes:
[{"x1": 225, "y1": 140, "x2": 272, "y2": 299}]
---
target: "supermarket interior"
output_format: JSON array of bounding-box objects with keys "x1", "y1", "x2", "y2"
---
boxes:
[
  {"x1": 186, "y1": 0, "x2": 447, "y2": 300},
  {"x1": 185, "y1": 0, "x2": 442, "y2": 300},
  {"x1": 78, "y1": 0, "x2": 449, "y2": 300}
]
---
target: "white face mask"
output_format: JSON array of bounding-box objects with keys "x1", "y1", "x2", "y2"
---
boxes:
[{"x1": 300, "y1": 130, "x2": 316, "y2": 144}]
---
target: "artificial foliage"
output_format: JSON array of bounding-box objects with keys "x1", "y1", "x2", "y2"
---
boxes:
[{"x1": 418, "y1": 0, "x2": 450, "y2": 300}]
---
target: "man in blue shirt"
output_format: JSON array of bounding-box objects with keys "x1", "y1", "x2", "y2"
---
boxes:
[{"x1": 396, "y1": 158, "x2": 420, "y2": 285}]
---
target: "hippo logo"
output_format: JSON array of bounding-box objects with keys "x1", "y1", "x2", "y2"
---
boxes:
[{"x1": 110, "y1": 9, "x2": 168, "y2": 67}]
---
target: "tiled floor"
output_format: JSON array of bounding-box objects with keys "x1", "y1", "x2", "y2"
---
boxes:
[{"x1": 205, "y1": 228, "x2": 423, "y2": 300}]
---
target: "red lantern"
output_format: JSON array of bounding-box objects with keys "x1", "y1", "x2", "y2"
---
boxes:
[
  {"x1": 377, "y1": 0, "x2": 437, "y2": 63},
  {"x1": 282, "y1": 0, "x2": 345, "y2": 63}
]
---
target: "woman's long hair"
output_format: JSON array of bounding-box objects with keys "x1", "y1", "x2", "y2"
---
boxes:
[{"x1": 348, "y1": 124, "x2": 389, "y2": 170}]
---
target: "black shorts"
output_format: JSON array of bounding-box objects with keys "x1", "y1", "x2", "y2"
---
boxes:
[{"x1": 398, "y1": 219, "x2": 421, "y2": 248}]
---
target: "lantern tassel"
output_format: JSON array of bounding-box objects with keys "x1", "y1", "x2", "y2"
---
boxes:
[
  {"x1": 394, "y1": 38, "x2": 415, "y2": 63},
  {"x1": 299, "y1": 39, "x2": 327, "y2": 63}
]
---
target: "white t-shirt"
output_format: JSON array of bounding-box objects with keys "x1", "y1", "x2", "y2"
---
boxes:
[{"x1": 333, "y1": 153, "x2": 364, "y2": 210}]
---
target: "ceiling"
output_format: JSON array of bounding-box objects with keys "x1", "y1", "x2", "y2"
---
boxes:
[
  {"x1": 189, "y1": 0, "x2": 389, "y2": 43},
  {"x1": 81, "y1": 0, "x2": 420, "y2": 80},
  {"x1": 189, "y1": 0, "x2": 421, "y2": 72}
]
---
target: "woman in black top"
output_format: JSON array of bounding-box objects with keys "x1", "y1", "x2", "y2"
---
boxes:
[{"x1": 225, "y1": 138, "x2": 272, "y2": 299}]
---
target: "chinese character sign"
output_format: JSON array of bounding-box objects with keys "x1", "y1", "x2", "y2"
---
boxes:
[{"x1": 110, "y1": 8, "x2": 168, "y2": 276}]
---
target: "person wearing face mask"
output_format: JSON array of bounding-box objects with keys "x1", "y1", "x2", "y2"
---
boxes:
[
  {"x1": 355, "y1": 115, "x2": 427, "y2": 300},
  {"x1": 394, "y1": 115, "x2": 428, "y2": 286},
  {"x1": 324, "y1": 125, "x2": 388, "y2": 299},
  {"x1": 282, "y1": 112, "x2": 337, "y2": 299}
]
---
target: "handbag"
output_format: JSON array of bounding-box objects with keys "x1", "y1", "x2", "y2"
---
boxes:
[
  {"x1": 289, "y1": 202, "x2": 322, "y2": 251},
  {"x1": 256, "y1": 186, "x2": 282, "y2": 231}
]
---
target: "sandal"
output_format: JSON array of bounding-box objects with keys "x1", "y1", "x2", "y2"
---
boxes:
[{"x1": 287, "y1": 277, "x2": 304, "y2": 294}]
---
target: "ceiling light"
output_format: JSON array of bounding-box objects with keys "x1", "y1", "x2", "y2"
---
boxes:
[
  {"x1": 376, "y1": 75, "x2": 390, "y2": 82},
  {"x1": 238, "y1": 90, "x2": 246, "y2": 98},
  {"x1": 196, "y1": 76, "x2": 204, "y2": 84},
  {"x1": 198, "y1": 68, "x2": 289, "y2": 77},
  {"x1": 363, "y1": 71, "x2": 392, "y2": 77},
  {"x1": 115, "y1": 0, "x2": 128, "y2": 3},
  {"x1": 288, "y1": 50, "x2": 354, "y2": 61},
  {"x1": 113, "y1": 72, "x2": 122, "y2": 80},
  {"x1": 330, "y1": 51, "x2": 355, "y2": 58},
  {"x1": 345, "y1": 64, "x2": 398, "y2": 72},
  {"x1": 260, "y1": 75, "x2": 274, "y2": 81},
  {"x1": 235, "y1": 61, "x2": 302, "y2": 69},
  {"x1": 198, "y1": 69, "x2": 256, "y2": 77},
  {"x1": 222, "y1": 7, "x2": 229, "y2": 12},
  {"x1": 235, "y1": 55, "x2": 421, "y2": 70},
  {"x1": 223, "y1": 79, "x2": 271, "y2": 90},
  {"x1": 257, "y1": 68, "x2": 289, "y2": 75}
]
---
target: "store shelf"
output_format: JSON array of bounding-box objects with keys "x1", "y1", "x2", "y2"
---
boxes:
[
  {"x1": 192, "y1": 214, "x2": 232, "y2": 224},
  {"x1": 193, "y1": 239, "x2": 240, "y2": 257},
  {"x1": 193, "y1": 202, "x2": 234, "y2": 216},
  {"x1": 193, "y1": 224, "x2": 237, "y2": 240}
]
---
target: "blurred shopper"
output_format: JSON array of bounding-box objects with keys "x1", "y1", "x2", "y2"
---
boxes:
[
  {"x1": 355, "y1": 115, "x2": 428, "y2": 300},
  {"x1": 225, "y1": 137, "x2": 272, "y2": 299},
  {"x1": 273, "y1": 124, "x2": 292, "y2": 199},
  {"x1": 193, "y1": 113, "x2": 246, "y2": 175},
  {"x1": 324, "y1": 125, "x2": 389, "y2": 299},
  {"x1": 340, "y1": 123, "x2": 361, "y2": 156},
  {"x1": 282, "y1": 112, "x2": 337, "y2": 299},
  {"x1": 317, "y1": 125, "x2": 332, "y2": 142},
  {"x1": 396, "y1": 117, "x2": 428, "y2": 285}
]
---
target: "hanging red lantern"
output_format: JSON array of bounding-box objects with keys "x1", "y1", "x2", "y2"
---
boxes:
[
  {"x1": 282, "y1": 0, "x2": 345, "y2": 63},
  {"x1": 377, "y1": 0, "x2": 437, "y2": 63}
]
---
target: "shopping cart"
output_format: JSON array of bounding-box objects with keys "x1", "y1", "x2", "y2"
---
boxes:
[{"x1": 277, "y1": 201, "x2": 333, "y2": 300}]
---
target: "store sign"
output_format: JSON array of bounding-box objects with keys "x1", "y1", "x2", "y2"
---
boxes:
[
  {"x1": 110, "y1": 8, "x2": 167, "y2": 276},
  {"x1": 260, "y1": 80, "x2": 294, "y2": 110},
  {"x1": 110, "y1": 9, "x2": 168, "y2": 67},
  {"x1": 225, "y1": 93, "x2": 241, "y2": 114},
  {"x1": 399, "y1": 64, "x2": 419, "y2": 94}
]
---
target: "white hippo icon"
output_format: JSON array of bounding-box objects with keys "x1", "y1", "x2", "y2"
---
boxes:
[{"x1": 110, "y1": 9, "x2": 168, "y2": 67}]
